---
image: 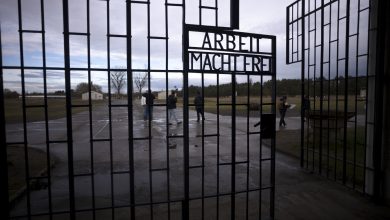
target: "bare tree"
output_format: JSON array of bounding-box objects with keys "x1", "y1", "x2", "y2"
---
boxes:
[
  {"x1": 134, "y1": 71, "x2": 148, "y2": 98},
  {"x1": 110, "y1": 70, "x2": 126, "y2": 98}
]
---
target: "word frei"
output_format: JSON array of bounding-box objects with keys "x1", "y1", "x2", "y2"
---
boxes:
[{"x1": 188, "y1": 31, "x2": 271, "y2": 73}]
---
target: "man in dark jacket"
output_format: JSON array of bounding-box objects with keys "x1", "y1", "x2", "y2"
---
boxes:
[
  {"x1": 142, "y1": 90, "x2": 155, "y2": 121},
  {"x1": 194, "y1": 91, "x2": 204, "y2": 122},
  {"x1": 167, "y1": 90, "x2": 181, "y2": 125},
  {"x1": 279, "y1": 96, "x2": 290, "y2": 127}
]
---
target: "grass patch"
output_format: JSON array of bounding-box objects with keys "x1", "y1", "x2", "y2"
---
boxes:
[
  {"x1": 4, "y1": 98, "x2": 105, "y2": 123},
  {"x1": 304, "y1": 126, "x2": 366, "y2": 187}
]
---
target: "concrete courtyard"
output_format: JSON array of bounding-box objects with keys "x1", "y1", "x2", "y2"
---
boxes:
[{"x1": 6, "y1": 101, "x2": 390, "y2": 219}]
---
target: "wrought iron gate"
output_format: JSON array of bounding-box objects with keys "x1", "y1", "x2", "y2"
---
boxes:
[
  {"x1": 287, "y1": 0, "x2": 377, "y2": 194},
  {"x1": 1, "y1": 0, "x2": 276, "y2": 219}
]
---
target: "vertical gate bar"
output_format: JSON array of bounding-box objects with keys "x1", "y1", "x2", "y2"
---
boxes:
[
  {"x1": 343, "y1": 0, "x2": 351, "y2": 185},
  {"x1": 214, "y1": 0, "x2": 218, "y2": 216},
  {"x1": 106, "y1": 0, "x2": 115, "y2": 219},
  {"x1": 107, "y1": 0, "x2": 116, "y2": 214},
  {"x1": 62, "y1": 0, "x2": 76, "y2": 218},
  {"x1": 353, "y1": 0, "x2": 362, "y2": 189},
  {"x1": 146, "y1": 1, "x2": 154, "y2": 218},
  {"x1": 363, "y1": 0, "x2": 372, "y2": 194},
  {"x1": 231, "y1": 72, "x2": 236, "y2": 220},
  {"x1": 334, "y1": 0, "x2": 340, "y2": 181},
  {"x1": 215, "y1": 0, "x2": 219, "y2": 26},
  {"x1": 307, "y1": 0, "x2": 311, "y2": 170},
  {"x1": 86, "y1": 0, "x2": 97, "y2": 219},
  {"x1": 40, "y1": 0, "x2": 53, "y2": 218},
  {"x1": 245, "y1": 74, "x2": 250, "y2": 220},
  {"x1": 292, "y1": 6, "x2": 294, "y2": 63},
  {"x1": 297, "y1": 1, "x2": 300, "y2": 62},
  {"x1": 0, "y1": 24, "x2": 10, "y2": 220},
  {"x1": 300, "y1": 0, "x2": 306, "y2": 168},
  {"x1": 106, "y1": 0, "x2": 112, "y2": 217},
  {"x1": 319, "y1": 0, "x2": 324, "y2": 175},
  {"x1": 373, "y1": 0, "x2": 387, "y2": 203},
  {"x1": 216, "y1": 72, "x2": 220, "y2": 220},
  {"x1": 326, "y1": 2, "x2": 332, "y2": 179},
  {"x1": 199, "y1": 0, "x2": 202, "y2": 25},
  {"x1": 182, "y1": 22, "x2": 189, "y2": 220},
  {"x1": 201, "y1": 70, "x2": 205, "y2": 220},
  {"x1": 125, "y1": 0, "x2": 136, "y2": 218},
  {"x1": 230, "y1": 0, "x2": 239, "y2": 29},
  {"x1": 17, "y1": 0, "x2": 32, "y2": 218},
  {"x1": 258, "y1": 73, "x2": 263, "y2": 220},
  {"x1": 270, "y1": 37, "x2": 277, "y2": 220},
  {"x1": 314, "y1": 0, "x2": 318, "y2": 172},
  {"x1": 326, "y1": 2, "x2": 332, "y2": 178},
  {"x1": 164, "y1": 1, "x2": 171, "y2": 219},
  {"x1": 286, "y1": 6, "x2": 290, "y2": 64}
]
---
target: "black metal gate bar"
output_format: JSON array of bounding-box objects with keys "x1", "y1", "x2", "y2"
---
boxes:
[
  {"x1": 325, "y1": 0, "x2": 331, "y2": 179},
  {"x1": 334, "y1": 0, "x2": 341, "y2": 182},
  {"x1": 163, "y1": 1, "x2": 170, "y2": 218},
  {"x1": 270, "y1": 38, "x2": 277, "y2": 219},
  {"x1": 319, "y1": 0, "x2": 325, "y2": 175},
  {"x1": 106, "y1": 1, "x2": 115, "y2": 219},
  {"x1": 146, "y1": 1, "x2": 154, "y2": 218},
  {"x1": 300, "y1": 0, "x2": 305, "y2": 168},
  {"x1": 216, "y1": 71, "x2": 221, "y2": 220},
  {"x1": 259, "y1": 74, "x2": 263, "y2": 218},
  {"x1": 16, "y1": 0, "x2": 32, "y2": 218},
  {"x1": 62, "y1": 0, "x2": 76, "y2": 219},
  {"x1": 372, "y1": 0, "x2": 388, "y2": 203},
  {"x1": 230, "y1": 0, "x2": 239, "y2": 29},
  {"x1": 231, "y1": 71, "x2": 236, "y2": 220},
  {"x1": 363, "y1": 0, "x2": 372, "y2": 195},
  {"x1": 182, "y1": 22, "x2": 190, "y2": 220},
  {"x1": 86, "y1": 1, "x2": 97, "y2": 219},
  {"x1": 125, "y1": 0, "x2": 136, "y2": 217},
  {"x1": 40, "y1": 0, "x2": 54, "y2": 218},
  {"x1": 0, "y1": 24, "x2": 10, "y2": 220},
  {"x1": 342, "y1": 0, "x2": 351, "y2": 185}
]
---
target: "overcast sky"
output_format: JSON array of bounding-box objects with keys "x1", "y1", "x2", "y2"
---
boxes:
[{"x1": 1, "y1": 0, "x2": 367, "y2": 93}]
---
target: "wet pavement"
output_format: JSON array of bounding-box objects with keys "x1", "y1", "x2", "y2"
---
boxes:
[{"x1": 7, "y1": 101, "x2": 390, "y2": 219}]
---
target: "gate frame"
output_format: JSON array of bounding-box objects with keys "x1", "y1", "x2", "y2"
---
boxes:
[{"x1": 183, "y1": 24, "x2": 277, "y2": 219}]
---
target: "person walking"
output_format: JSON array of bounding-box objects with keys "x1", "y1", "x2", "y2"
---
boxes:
[
  {"x1": 194, "y1": 91, "x2": 204, "y2": 122},
  {"x1": 167, "y1": 90, "x2": 181, "y2": 125},
  {"x1": 143, "y1": 90, "x2": 155, "y2": 121},
  {"x1": 279, "y1": 96, "x2": 290, "y2": 127}
]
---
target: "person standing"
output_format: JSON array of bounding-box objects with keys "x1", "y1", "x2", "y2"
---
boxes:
[
  {"x1": 141, "y1": 94, "x2": 146, "y2": 120},
  {"x1": 167, "y1": 90, "x2": 181, "y2": 125},
  {"x1": 143, "y1": 90, "x2": 155, "y2": 121},
  {"x1": 302, "y1": 95, "x2": 311, "y2": 121},
  {"x1": 194, "y1": 91, "x2": 204, "y2": 122},
  {"x1": 279, "y1": 96, "x2": 290, "y2": 127}
]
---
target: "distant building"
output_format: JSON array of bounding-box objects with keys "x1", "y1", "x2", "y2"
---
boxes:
[
  {"x1": 157, "y1": 91, "x2": 167, "y2": 100},
  {"x1": 82, "y1": 91, "x2": 103, "y2": 100}
]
